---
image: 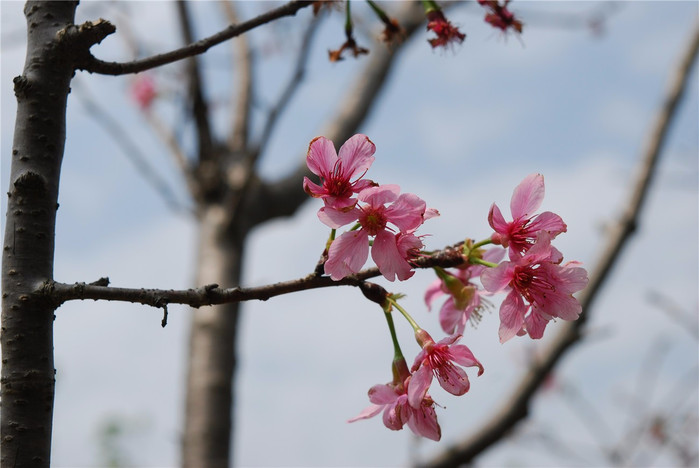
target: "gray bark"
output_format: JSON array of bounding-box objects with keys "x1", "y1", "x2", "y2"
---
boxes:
[
  {"x1": 182, "y1": 205, "x2": 245, "y2": 468},
  {"x1": 1, "y1": 2, "x2": 78, "y2": 466}
]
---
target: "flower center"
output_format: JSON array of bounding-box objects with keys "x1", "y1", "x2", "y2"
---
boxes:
[{"x1": 359, "y1": 206, "x2": 388, "y2": 236}]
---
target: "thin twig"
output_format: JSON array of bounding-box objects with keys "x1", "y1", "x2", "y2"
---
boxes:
[
  {"x1": 177, "y1": 1, "x2": 215, "y2": 160},
  {"x1": 80, "y1": 1, "x2": 313, "y2": 75},
  {"x1": 422, "y1": 19, "x2": 699, "y2": 468},
  {"x1": 73, "y1": 80, "x2": 193, "y2": 216},
  {"x1": 109, "y1": 3, "x2": 199, "y2": 203},
  {"x1": 220, "y1": 0, "x2": 253, "y2": 153},
  {"x1": 253, "y1": 14, "x2": 321, "y2": 160}
]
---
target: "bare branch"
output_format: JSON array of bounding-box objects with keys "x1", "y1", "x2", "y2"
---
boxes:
[
  {"x1": 79, "y1": 1, "x2": 313, "y2": 75},
  {"x1": 245, "y1": 1, "x2": 427, "y2": 227},
  {"x1": 73, "y1": 80, "x2": 194, "y2": 216},
  {"x1": 423, "y1": 19, "x2": 699, "y2": 468},
  {"x1": 226, "y1": 14, "x2": 322, "y2": 225},
  {"x1": 107, "y1": 4, "x2": 200, "y2": 203},
  {"x1": 253, "y1": 14, "x2": 321, "y2": 159},
  {"x1": 220, "y1": 0, "x2": 253, "y2": 152},
  {"x1": 177, "y1": 1, "x2": 215, "y2": 161},
  {"x1": 46, "y1": 243, "x2": 465, "y2": 309}
]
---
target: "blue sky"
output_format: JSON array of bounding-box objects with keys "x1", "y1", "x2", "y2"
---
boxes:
[{"x1": 2, "y1": 1, "x2": 698, "y2": 466}]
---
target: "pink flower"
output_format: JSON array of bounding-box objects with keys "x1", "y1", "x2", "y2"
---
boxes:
[
  {"x1": 489, "y1": 174, "x2": 567, "y2": 257},
  {"x1": 425, "y1": 9, "x2": 466, "y2": 49},
  {"x1": 303, "y1": 134, "x2": 377, "y2": 211},
  {"x1": 481, "y1": 232, "x2": 589, "y2": 342},
  {"x1": 408, "y1": 330, "x2": 483, "y2": 408},
  {"x1": 425, "y1": 249, "x2": 504, "y2": 335},
  {"x1": 478, "y1": 0, "x2": 523, "y2": 34},
  {"x1": 323, "y1": 185, "x2": 435, "y2": 281},
  {"x1": 348, "y1": 381, "x2": 441, "y2": 441},
  {"x1": 130, "y1": 74, "x2": 157, "y2": 110}
]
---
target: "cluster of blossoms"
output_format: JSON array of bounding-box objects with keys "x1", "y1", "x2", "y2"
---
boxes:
[
  {"x1": 428, "y1": 174, "x2": 588, "y2": 343},
  {"x1": 304, "y1": 136, "x2": 587, "y2": 440},
  {"x1": 304, "y1": 134, "x2": 437, "y2": 282}
]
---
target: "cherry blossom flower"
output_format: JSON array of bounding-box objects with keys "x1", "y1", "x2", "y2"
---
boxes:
[
  {"x1": 323, "y1": 185, "x2": 435, "y2": 281},
  {"x1": 303, "y1": 134, "x2": 377, "y2": 212},
  {"x1": 481, "y1": 232, "x2": 589, "y2": 342},
  {"x1": 408, "y1": 330, "x2": 483, "y2": 408},
  {"x1": 489, "y1": 173, "x2": 567, "y2": 257},
  {"x1": 425, "y1": 9, "x2": 466, "y2": 49},
  {"x1": 348, "y1": 381, "x2": 441, "y2": 441},
  {"x1": 130, "y1": 74, "x2": 157, "y2": 110},
  {"x1": 425, "y1": 248, "x2": 504, "y2": 335},
  {"x1": 478, "y1": 0, "x2": 523, "y2": 34}
]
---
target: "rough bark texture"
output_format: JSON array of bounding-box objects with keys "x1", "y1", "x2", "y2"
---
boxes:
[{"x1": 1, "y1": 2, "x2": 78, "y2": 466}]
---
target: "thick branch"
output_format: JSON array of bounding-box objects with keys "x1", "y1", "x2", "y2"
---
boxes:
[
  {"x1": 80, "y1": 1, "x2": 312, "y2": 75},
  {"x1": 423, "y1": 19, "x2": 699, "y2": 468},
  {"x1": 47, "y1": 244, "x2": 464, "y2": 309}
]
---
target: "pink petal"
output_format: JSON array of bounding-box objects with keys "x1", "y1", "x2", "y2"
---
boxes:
[
  {"x1": 528, "y1": 211, "x2": 567, "y2": 236},
  {"x1": 302, "y1": 177, "x2": 325, "y2": 198},
  {"x1": 510, "y1": 173, "x2": 545, "y2": 219},
  {"x1": 371, "y1": 230, "x2": 414, "y2": 282},
  {"x1": 424, "y1": 279, "x2": 445, "y2": 311},
  {"x1": 450, "y1": 345, "x2": 484, "y2": 376},
  {"x1": 325, "y1": 230, "x2": 369, "y2": 280},
  {"x1": 488, "y1": 203, "x2": 509, "y2": 234},
  {"x1": 306, "y1": 136, "x2": 338, "y2": 177},
  {"x1": 407, "y1": 404, "x2": 441, "y2": 441},
  {"x1": 382, "y1": 399, "x2": 406, "y2": 430},
  {"x1": 556, "y1": 264, "x2": 589, "y2": 294},
  {"x1": 368, "y1": 383, "x2": 399, "y2": 405},
  {"x1": 439, "y1": 299, "x2": 464, "y2": 335},
  {"x1": 347, "y1": 404, "x2": 383, "y2": 423},
  {"x1": 435, "y1": 363, "x2": 470, "y2": 396},
  {"x1": 538, "y1": 291, "x2": 582, "y2": 321},
  {"x1": 317, "y1": 206, "x2": 360, "y2": 229},
  {"x1": 498, "y1": 290, "x2": 527, "y2": 343},
  {"x1": 337, "y1": 134, "x2": 376, "y2": 180},
  {"x1": 385, "y1": 193, "x2": 427, "y2": 232},
  {"x1": 359, "y1": 184, "x2": 400, "y2": 206},
  {"x1": 524, "y1": 309, "x2": 549, "y2": 339},
  {"x1": 407, "y1": 364, "x2": 432, "y2": 409},
  {"x1": 480, "y1": 262, "x2": 513, "y2": 294}
]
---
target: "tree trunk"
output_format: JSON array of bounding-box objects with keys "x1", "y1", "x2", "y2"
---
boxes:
[
  {"x1": 182, "y1": 205, "x2": 246, "y2": 468},
  {"x1": 1, "y1": 2, "x2": 78, "y2": 466}
]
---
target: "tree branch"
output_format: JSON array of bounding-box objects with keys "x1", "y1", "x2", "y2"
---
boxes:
[
  {"x1": 46, "y1": 242, "x2": 465, "y2": 309},
  {"x1": 73, "y1": 79, "x2": 194, "y2": 215},
  {"x1": 422, "y1": 19, "x2": 699, "y2": 468},
  {"x1": 220, "y1": 0, "x2": 254, "y2": 153},
  {"x1": 177, "y1": 0, "x2": 215, "y2": 162},
  {"x1": 79, "y1": 1, "x2": 313, "y2": 75},
  {"x1": 245, "y1": 1, "x2": 427, "y2": 227}
]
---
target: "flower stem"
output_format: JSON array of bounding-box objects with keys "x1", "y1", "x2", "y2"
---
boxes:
[
  {"x1": 387, "y1": 297, "x2": 421, "y2": 332},
  {"x1": 325, "y1": 228, "x2": 336, "y2": 250},
  {"x1": 470, "y1": 257, "x2": 499, "y2": 268},
  {"x1": 470, "y1": 238, "x2": 494, "y2": 250},
  {"x1": 383, "y1": 308, "x2": 403, "y2": 360}
]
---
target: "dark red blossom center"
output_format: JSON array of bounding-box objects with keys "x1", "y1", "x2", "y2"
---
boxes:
[
  {"x1": 513, "y1": 264, "x2": 556, "y2": 304},
  {"x1": 359, "y1": 205, "x2": 388, "y2": 236}
]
